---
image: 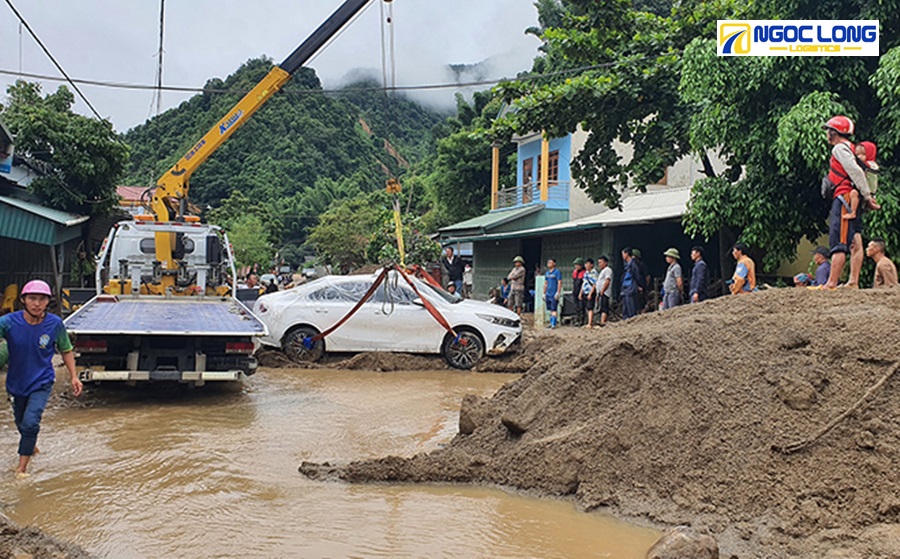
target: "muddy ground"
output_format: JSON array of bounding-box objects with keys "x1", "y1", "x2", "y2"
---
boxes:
[
  {"x1": 301, "y1": 288, "x2": 900, "y2": 559},
  {"x1": 256, "y1": 319, "x2": 551, "y2": 373},
  {"x1": 0, "y1": 514, "x2": 93, "y2": 559}
]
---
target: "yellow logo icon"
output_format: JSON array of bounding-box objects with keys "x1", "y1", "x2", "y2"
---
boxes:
[{"x1": 719, "y1": 22, "x2": 751, "y2": 55}]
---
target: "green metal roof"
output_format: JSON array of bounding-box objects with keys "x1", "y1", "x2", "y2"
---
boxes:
[
  {"x1": 439, "y1": 204, "x2": 544, "y2": 234},
  {"x1": 0, "y1": 194, "x2": 88, "y2": 246}
]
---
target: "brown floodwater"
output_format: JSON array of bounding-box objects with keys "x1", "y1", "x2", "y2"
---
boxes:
[{"x1": 0, "y1": 367, "x2": 660, "y2": 558}]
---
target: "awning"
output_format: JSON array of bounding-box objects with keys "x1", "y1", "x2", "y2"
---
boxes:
[
  {"x1": 438, "y1": 204, "x2": 545, "y2": 236},
  {"x1": 0, "y1": 194, "x2": 88, "y2": 245},
  {"x1": 453, "y1": 187, "x2": 691, "y2": 242}
]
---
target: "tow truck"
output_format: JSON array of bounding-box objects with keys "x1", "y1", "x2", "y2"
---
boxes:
[{"x1": 65, "y1": 0, "x2": 373, "y2": 386}]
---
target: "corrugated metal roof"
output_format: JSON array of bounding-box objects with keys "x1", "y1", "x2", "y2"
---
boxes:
[
  {"x1": 448, "y1": 188, "x2": 691, "y2": 242},
  {"x1": 438, "y1": 204, "x2": 543, "y2": 233},
  {"x1": 0, "y1": 194, "x2": 88, "y2": 226},
  {"x1": 0, "y1": 194, "x2": 88, "y2": 245}
]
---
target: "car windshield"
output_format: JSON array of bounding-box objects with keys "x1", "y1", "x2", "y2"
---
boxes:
[{"x1": 418, "y1": 280, "x2": 462, "y2": 304}]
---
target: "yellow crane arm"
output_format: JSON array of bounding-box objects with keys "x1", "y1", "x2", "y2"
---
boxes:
[{"x1": 146, "y1": 0, "x2": 372, "y2": 290}]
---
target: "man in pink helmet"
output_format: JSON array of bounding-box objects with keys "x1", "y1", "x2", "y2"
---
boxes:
[{"x1": 0, "y1": 280, "x2": 82, "y2": 478}]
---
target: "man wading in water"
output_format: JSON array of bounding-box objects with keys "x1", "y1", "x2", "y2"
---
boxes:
[{"x1": 0, "y1": 280, "x2": 82, "y2": 478}]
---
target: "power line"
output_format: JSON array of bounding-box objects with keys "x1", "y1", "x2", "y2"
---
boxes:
[
  {"x1": 4, "y1": 0, "x2": 106, "y2": 121},
  {"x1": 155, "y1": 0, "x2": 165, "y2": 116},
  {"x1": 0, "y1": 58, "x2": 644, "y2": 97}
]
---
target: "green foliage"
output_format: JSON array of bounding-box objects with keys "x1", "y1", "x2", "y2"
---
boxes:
[
  {"x1": 306, "y1": 192, "x2": 389, "y2": 273},
  {"x1": 412, "y1": 91, "x2": 514, "y2": 230},
  {"x1": 205, "y1": 189, "x2": 282, "y2": 249},
  {"x1": 0, "y1": 81, "x2": 128, "y2": 216},
  {"x1": 228, "y1": 214, "x2": 275, "y2": 269},
  {"x1": 493, "y1": 0, "x2": 713, "y2": 209},
  {"x1": 774, "y1": 92, "x2": 848, "y2": 175},
  {"x1": 499, "y1": 0, "x2": 900, "y2": 271},
  {"x1": 870, "y1": 47, "x2": 900, "y2": 158},
  {"x1": 862, "y1": 169, "x2": 900, "y2": 283},
  {"x1": 368, "y1": 213, "x2": 442, "y2": 266},
  {"x1": 122, "y1": 59, "x2": 444, "y2": 253}
]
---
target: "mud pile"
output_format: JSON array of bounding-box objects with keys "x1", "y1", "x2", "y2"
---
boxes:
[
  {"x1": 0, "y1": 514, "x2": 93, "y2": 559},
  {"x1": 257, "y1": 323, "x2": 554, "y2": 373},
  {"x1": 302, "y1": 289, "x2": 900, "y2": 558}
]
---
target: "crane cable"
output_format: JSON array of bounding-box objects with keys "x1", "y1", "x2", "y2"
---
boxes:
[
  {"x1": 386, "y1": 178, "x2": 405, "y2": 268},
  {"x1": 302, "y1": 264, "x2": 462, "y2": 350}
]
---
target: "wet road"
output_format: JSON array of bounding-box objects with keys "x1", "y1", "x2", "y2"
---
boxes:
[{"x1": 0, "y1": 368, "x2": 659, "y2": 558}]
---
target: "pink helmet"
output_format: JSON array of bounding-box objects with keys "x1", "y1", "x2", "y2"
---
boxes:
[{"x1": 21, "y1": 280, "x2": 53, "y2": 297}]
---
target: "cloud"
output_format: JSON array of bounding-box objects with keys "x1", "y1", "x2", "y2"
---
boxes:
[{"x1": 0, "y1": 0, "x2": 540, "y2": 130}]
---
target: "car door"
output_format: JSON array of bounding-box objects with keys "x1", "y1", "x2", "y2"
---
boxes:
[
  {"x1": 372, "y1": 282, "x2": 446, "y2": 353},
  {"x1": 325, "y1": 279, "x2": 394, "y2": 352}
]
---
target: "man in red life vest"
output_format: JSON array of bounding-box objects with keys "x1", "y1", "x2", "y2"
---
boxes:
[{"x1": 821, "y1": 116, "x2": 879, "y2": 289}]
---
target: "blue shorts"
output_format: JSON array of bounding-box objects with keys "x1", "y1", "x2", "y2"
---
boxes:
[
  {"x1": 545, "y1": 296, "x2": 559, "y2": 312},
  {"x1": 828, "y1": 196, "x2": 854, "y2": 255}
]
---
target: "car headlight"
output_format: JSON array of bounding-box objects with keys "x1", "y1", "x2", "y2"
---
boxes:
[{"x1": 476, "y1": 314, "x2": 520, "y2": 328}]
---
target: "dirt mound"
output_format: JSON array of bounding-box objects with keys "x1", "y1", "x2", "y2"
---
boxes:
[
  {"x1": 301, "y1": 289, "x2": 900, "y2": 558},
  {"x1": 0, "y1": 514, "x2": 94, "y2": 559}
]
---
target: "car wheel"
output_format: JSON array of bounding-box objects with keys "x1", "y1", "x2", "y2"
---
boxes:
[
  {"x1": 442, "y1": 329, "x2": 484, "y2": 370},
  {"x1": 282, "y1": 326, "x2": 325, "y2": 364}
]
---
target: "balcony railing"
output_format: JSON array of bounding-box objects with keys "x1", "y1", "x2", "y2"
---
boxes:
[{"x1": 496, "y1": 181, "x2": 570, "y2": 210}]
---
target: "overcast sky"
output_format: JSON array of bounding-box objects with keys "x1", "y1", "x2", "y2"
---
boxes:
[{"x1": 1, "y1": 1, "x2": 542, "y2": 132}]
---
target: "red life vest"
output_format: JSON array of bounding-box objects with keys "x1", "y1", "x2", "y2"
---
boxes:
[{"x1": 828, "y1": 140, "x2": 856, "y2": 198}]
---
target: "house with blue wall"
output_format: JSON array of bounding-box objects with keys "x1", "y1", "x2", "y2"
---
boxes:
[{"x1": 439, "y1": 127, "x2": 726, "y2": 304}]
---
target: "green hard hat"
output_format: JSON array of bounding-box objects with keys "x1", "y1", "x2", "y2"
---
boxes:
[
  {"x1": 573, "y1": 257, "x2": 584, "y2": 265},
  {"x1": 632, "y1": 248, "x2": 642, "y2": 258},
  {"x1": 513, "y1": 256, "x2": 525, "y2": 264},
  {"x1": 663, "y1": 247, "x2": 681, "y2": 259}
]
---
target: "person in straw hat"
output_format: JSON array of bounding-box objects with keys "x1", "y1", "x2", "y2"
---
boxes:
[
  {"x1": 507, "y1": 256, "x2": 527, "y2": 316},
  {"x1": 662, "y1": 248, "x2": 684, "y2": 310}
]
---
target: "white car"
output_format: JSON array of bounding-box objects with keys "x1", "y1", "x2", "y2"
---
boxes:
[{"x1": 253, "y1": 271, "x2": 522, "y2": 369}]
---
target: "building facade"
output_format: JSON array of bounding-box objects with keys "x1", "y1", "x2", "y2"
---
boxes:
[{"x1": 440, "y1": 128, "x2": 725, "y2": 303}]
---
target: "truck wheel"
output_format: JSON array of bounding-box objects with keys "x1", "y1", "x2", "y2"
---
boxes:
[
  {"x1": 442, "y1": 329, "x2": 484, "y2": 370},
  {"x1": 283, "y1": 326, "x2": 325, "y2": 364}
]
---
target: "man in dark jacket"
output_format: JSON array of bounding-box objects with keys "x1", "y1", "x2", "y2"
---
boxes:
[
  {"x1": 689, "y1": 246, "x2": 710, "y2": 303},
  {"x1": 620, "y1": 248, "x2": 640, "y2": 319},
  {"x1": 441, "y1": 246, "x2": 464, "y2": 293}
]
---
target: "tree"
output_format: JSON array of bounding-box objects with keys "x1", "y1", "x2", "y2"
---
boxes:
[
  {"x1": 204, "y1": 189, "x2": 282, "y2": 249},
  {"x1": 495, "y1": 0, "x2": 900, "y2": 271},
  {"x1": 306, "y1": 192, "x2": 389, "y2": 273},
  {"x1": 680, "y1": 0, "x2": 900, "y2": 269},
  {"x1": 367, "y1": 214, "x2": 442, "y2": 266},
  {"x1": 0, "y1": 81, "x2": 128, "y2": 216},
  {"x1": 493, "y1": 0, "x2": 707, "y2": 209},
  {"x1": 228, "y1": 214, "x2": 275, "y2": 269},
  {"x1": 418, "y1": 92, "x2": 514, "y2": 229}
]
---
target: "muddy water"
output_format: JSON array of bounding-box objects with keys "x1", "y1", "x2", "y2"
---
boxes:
[{"x1": 0, "y1": 368, "x2": 660, "y2": 558}]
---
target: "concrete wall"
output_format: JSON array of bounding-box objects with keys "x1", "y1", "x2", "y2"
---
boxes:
[
  {"x1": 541, "y1": 229, "x2": 614, "y2": 292},
  {"x1": 472, "y1": 238, "x2": 520, "y2": 300}
]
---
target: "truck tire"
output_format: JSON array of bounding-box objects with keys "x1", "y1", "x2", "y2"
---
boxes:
[
  {"x1": 283, "y1": 326, "x2": 325, "y2": 364},
  {"x1": 442, "y1": 328, "x2": 484, "y2": 370}
]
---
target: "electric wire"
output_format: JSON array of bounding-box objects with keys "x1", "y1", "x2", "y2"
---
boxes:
[
  {"x1": 0, "y1": 57, "x2": 654, "y2": 97},
  {"x1": 155, "y1": 0, "x2": 165, "y2": 116},
  {"x1": 304, "y1": 0, "x2": 377, "y2": 67},
  {"x1": 4, "y1": 0, "x2": 107, "y2": 121}
]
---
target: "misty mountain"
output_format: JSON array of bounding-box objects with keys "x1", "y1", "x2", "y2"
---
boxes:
[{"x1": 122, "y1": 57, "x2": 445, "y2": 211}]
